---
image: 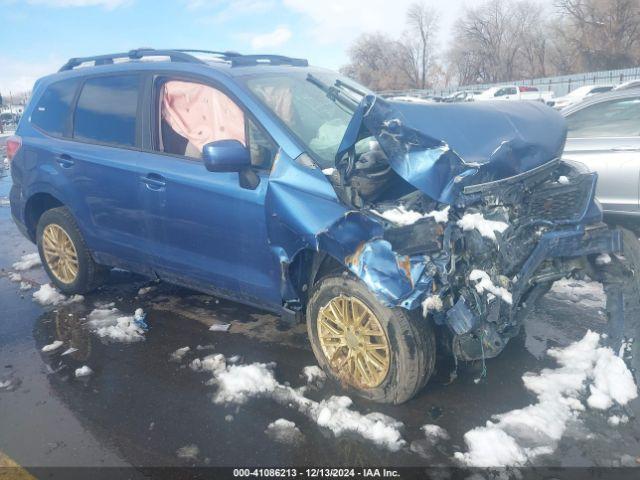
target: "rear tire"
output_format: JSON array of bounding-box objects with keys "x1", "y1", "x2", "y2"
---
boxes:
[
  {"x1": 306, "y1": 274, "x2": 436, "y2": 404},
  {"x1": 36, "y1": 207, "x2": 107, "y2": 295}
]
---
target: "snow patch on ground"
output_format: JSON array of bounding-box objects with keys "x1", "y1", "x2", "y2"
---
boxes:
[
  {"x1": 170, "y1": 346, "x2": 191, "y2": 362},
  {"x1": 454, "y1": 331, "x2": 638, "y2": 467},
  {"x1": 322, "y1": 167, "x2": 336, "y2": 175},
  {"x1": 457, "y1": 213, "x2": 509, "y2": 242},
  {"x1": 214, "y1": 362, "x2": 280, "y2": 404},
  {"x1": 302, "y1": 365, "x2": 326, "y2": 384},
  {"x1": 549, "y1": 279, "x2": 605, "y2": 309},
  {"x1": 190, "y1": 353, "x2": 226, "y2": 374},
  {"x1": 19, "y1": 281, "x2": 31, "y2": 291},
  {"x1": 12, "y1": 253, "x2": 41, "y2": 271},
  {"x1": 61, "y1": 347, "x2": 78, "y2": 356},
  {"x1": 137, "y1": 286, "x2": 155, "y2": 296},
  {"x1": 41, "y1": 340, "x2": 63, "y2": 353},
  {"x1": 87, "y1": 307, "x2": 147, "y2": 342},
  {"x1": 191, "y1": 354, "x2": 406, "y2": 451},
  {"x1": 314, "y1": 395, "x2": 405, "y2": 450},
  {"x1": 595, "y1": 253, "x2": 612, "y2": 266},
  {"x1": 33, "y1": 284, "x2": 66, "y2": 306},
  {"x1": 265, "y1": 418, "x2": 304, "y2": 444},
  {"x1": 176, "y1": 444, "x2": 199, "y2": 460},
  {"x1": 75, "y1": 366, "x2": 93, "y2": 377},
  {"x1": 32, "y1": 284, "x2": 83, "y2": 306},
  {"x1": 422, "y1": 424, "x2": 449, "y2": 441},
  {"x1": 469, "y1": 270, "x2": 512, "y2": 305},
  {"x1": 209, "y1": 323, "x2": 231, "y2": 332},
  {"x1": 558, "y1": 176, "x2": 570, "y2": 184},
  {"x1": 9, "y1": 272, "x2": 21, "y2": 282},
  {"x1": 373, "y1": 205, "x2": 450, "y2": 226}
]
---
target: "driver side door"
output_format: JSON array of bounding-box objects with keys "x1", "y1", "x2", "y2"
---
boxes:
[{"x1": 138, "y1": 75, "x2": 283, "y2": 309}]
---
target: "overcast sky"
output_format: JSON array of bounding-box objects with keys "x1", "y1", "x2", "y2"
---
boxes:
[{"x1": 0, "y1": 0, "x2": 551, "y2": 94}]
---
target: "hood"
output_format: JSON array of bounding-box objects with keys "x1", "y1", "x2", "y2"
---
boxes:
[{"x1": 337, "y1": 96, "x2": 567, "y2": 204}]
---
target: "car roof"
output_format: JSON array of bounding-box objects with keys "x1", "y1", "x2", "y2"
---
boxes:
[
  {"x1": 34, "y1": 48, "x2": 316, "y2": 88},
  {"x1": 561, "y1": 86, "x2": 640, "y2": 115}
]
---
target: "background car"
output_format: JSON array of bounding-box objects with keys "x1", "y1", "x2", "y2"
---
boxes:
[
  {"x1": 441, "y1": 90, "x2": 482, "y2": 102},
  {"x1": 549, "y1": 84, "x2": 613, "y2": 109},
  {"x1": 562, "y1": 88, "x2": 640, "y2": 221},
  {"x1": 474, "y1": 85, "x2": 553, "y2": 102},
  {"x1": 613, "y1": 79, "x2": 640, "y2": 91}
]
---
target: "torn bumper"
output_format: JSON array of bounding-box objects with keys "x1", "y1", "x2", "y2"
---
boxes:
[{"x1": 511, "y1": 224, "x2": 622, "y2": 308}]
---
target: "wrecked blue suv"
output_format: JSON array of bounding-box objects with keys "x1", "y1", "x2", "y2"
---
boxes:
[{"x1": 9, "y1": 49, "x2": 640, "y2": 403}]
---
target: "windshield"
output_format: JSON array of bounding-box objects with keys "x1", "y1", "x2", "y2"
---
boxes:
[{"x1": 243, "y1": 71, "x2": 367, "y2": 168}]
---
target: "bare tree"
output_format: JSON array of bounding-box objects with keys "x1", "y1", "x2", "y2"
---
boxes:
[
  {"x1": 403, "y1": 2, "x2": 440, "y2": 89},
  {"x1": 340, "y1": 33, "x2": 416, "y2": 91},
  {"x1": 555, "y1": 0, "x2": 640, "y2": 70},
  {"x1": 447, "y1": 0, "x2": 535, "y2": 84}
]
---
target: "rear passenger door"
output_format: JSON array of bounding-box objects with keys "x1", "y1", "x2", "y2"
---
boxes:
[{"x1": 61, "y1": 74, "x2": 152, "y2": 272}]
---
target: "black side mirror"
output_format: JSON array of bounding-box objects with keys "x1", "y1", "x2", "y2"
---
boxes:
[{"x1": 202, "y1": 139, "x2": 251, "y2": 172}]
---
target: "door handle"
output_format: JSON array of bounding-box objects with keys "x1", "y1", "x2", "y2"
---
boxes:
[
  {"x1": 141, "y1": 173, "x2": 166, "y2": 191},
  {"x1": 55, "y1": 153, "x2": 75, "y2": 168}
]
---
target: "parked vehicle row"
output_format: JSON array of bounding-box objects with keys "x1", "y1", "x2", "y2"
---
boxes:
[
  {"x1": 474, "y1": 85, "x2": 554, "y2": 103},
  {"x1": 391, "y1": 80, "x2": 640, "y2": 110}
]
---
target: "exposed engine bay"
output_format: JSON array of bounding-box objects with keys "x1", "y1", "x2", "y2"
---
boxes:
[{"x1": 316, "y1": 99, "x2": 619, "y2": 364}]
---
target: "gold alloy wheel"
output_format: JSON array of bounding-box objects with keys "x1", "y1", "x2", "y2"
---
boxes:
[
  {"x1": 42, "y1": 224, "x2": 79, "y2": 284},
  {"x1": 317, "y1": 295, "x2": 390, "y2": 388}
]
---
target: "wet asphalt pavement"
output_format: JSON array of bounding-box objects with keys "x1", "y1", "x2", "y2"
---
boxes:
[{"x1": 1, "y1": 161, "x2": 640, "y2": 473}]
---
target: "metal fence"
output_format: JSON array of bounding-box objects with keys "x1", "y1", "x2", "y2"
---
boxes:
[{"x1": 381, "y1": 66, "x2": 640, "y2": 98}]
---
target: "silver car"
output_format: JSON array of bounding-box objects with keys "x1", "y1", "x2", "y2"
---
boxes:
[{"x1": 562, "y1": 88, "x2": 640, "y2": 218}]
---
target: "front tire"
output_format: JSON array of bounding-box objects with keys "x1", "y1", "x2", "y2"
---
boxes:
[
  {"x1": 306, "y1": 274, "x2": 436, "y2": 404},
  {"x1": 36, "y1": 207, "x2": 107, "y2": 295}
]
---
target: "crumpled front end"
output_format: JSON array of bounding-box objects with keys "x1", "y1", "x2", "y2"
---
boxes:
[{"x1": 265, "y1": 95, "x2": 621, "y2": 363}]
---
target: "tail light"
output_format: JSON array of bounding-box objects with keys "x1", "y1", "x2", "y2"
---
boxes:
[{"x1": 5, "y1": 135, "x2": 22, "y2": 163}]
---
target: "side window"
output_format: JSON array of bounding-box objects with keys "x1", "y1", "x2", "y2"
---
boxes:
[
  {"x1": 157, "y1": 79, "x2": 276, "y2": 168},
  {"x1": 31, "y1": 78, "x2": 80, "y2": 137},
  {"x1": 73, "y1": 75, "x2": 140, "y2": 147},
  {"x1": 248, "y1": 118, "x2": 277, "y2": 169},
  {"x1": 566, "y1": 97, "x2": 640, "y2": 138}
]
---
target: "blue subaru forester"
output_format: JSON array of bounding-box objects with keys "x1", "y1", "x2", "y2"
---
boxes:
[{"x1": 9, "y1": 49, "x2": 640, "y2": 403}]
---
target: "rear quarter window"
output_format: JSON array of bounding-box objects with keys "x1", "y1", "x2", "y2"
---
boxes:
[
  {"x1": 73, "y1": 75, "x2": 140, "y2": 147},
  {"x1": 31, "y1": 78, "x2": 80, "y2": 137}
]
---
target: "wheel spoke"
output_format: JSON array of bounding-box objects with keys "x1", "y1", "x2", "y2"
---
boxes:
[
  {"x1": 363, "y1": 349, "x2": 387, "y2": 372},
  {"x1": 320, "y1": 313, "x2": 343, "y2": 335},
  {"x1": 356, "y1": 355, "x2": 373, "y2": 385}
]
